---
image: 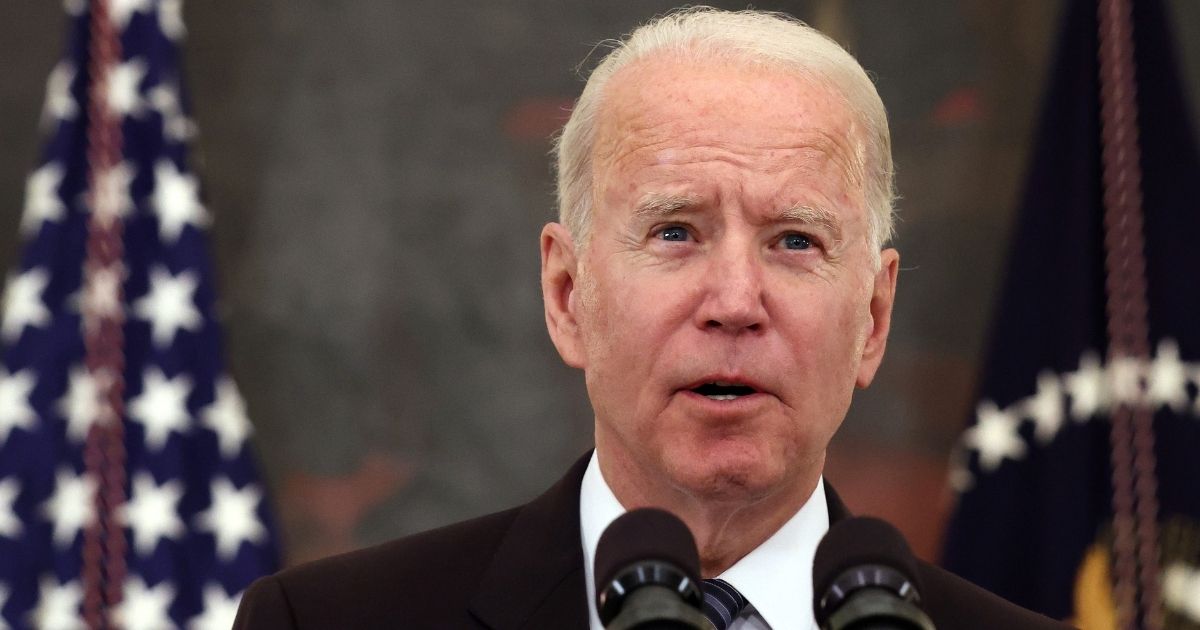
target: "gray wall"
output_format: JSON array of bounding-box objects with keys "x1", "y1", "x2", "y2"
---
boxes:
[{"x1": 1, "y1": 0, "x2": 1197, "y2": 563}]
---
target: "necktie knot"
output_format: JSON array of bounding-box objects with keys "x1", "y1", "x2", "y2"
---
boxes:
[{"x1": 701, "y1": 578, "x2": 749, "y2": 630}]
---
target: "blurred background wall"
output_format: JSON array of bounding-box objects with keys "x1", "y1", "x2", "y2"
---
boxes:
[{"x1": 0, "y1": 0, "x2": 1197, "y2": 565}]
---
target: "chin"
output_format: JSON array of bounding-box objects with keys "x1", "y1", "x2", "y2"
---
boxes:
[{"x1": 665, "y1": 442, "x2": 786, "y2": 503}]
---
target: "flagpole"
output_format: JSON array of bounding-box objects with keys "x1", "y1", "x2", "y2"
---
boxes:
[
  {"x1": 81, "y1": 0, "x2": 130, "y2": 626},
  {"x1": 1096, "y1": 0, "x2": 1164, "y2": 628}
]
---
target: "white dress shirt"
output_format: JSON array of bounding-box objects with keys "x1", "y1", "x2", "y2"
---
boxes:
[{"x1": 580, "y1": 452, "x2": 828, "y2": 630}]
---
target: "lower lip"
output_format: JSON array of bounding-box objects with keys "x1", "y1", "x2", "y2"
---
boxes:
[{"x1": 678, "y1": 390, "x2": 771, "y2": 412}]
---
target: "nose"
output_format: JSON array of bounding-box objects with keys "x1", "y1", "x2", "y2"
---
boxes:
[{"x1": 696, "y1": 241, "x2": 767, "y2": 333}]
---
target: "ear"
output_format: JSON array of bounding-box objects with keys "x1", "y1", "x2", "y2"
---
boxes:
[
  {"x1": 855, "y1": 248, "x2": 899, "y2": 389},
  {"x1": 541, "y1": 222, "x2": 586, "y2": 368}
]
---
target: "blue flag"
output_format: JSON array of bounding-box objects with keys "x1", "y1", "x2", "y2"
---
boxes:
[
  {"x1": 0, "y1": 1, "x2": 279, "y2": 628},
  {"x1": 942, "y1": 0, "x2": 1200, "y2": 627}
]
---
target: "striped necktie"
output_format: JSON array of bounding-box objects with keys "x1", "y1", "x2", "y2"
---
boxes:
[{"x1": 701, "y1": 578, "x2": 750, "y2": 630}]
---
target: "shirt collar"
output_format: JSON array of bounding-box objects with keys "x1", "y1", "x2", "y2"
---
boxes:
[
  {"x1": 581, "y1": 452, "x2": 627, "y2": 630},
  {"x1": 579, "y1": 451, "x2": 828, "y2": 630},
  {"x1": 717, "y1": 478, "x2": 827, "y2": 629}
]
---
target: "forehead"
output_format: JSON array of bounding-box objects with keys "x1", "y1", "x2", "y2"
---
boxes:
[{"x1": 592, "y1": 54, "x2": 865, "y2": 191}]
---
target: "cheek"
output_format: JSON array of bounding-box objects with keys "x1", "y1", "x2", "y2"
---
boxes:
[
  {"x1": 818, "y1": 269, "x2": 874, "y2": 340},
  {"x1": 778, "y1": 285, "x2": 869, "y2": 385},
  {"x1": 581, "y1": 263, "x2": 695, "y2": 349},
  {"x1": 577, "y1": 271, "x2": 628, "y2": 355},
  {"x1": 576, "y1": 267, "x2": 653, "y2": 388}
]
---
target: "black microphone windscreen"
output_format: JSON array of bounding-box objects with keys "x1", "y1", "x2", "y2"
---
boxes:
[
  {"x1": 594, "y1": 508, "x2": 702, "y2": 591},
  {"x1": 812, "y1": 516, "x2": 922, "y2": 602}
]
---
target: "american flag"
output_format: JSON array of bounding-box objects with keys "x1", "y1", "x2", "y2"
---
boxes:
[
  {"x1": 941, "y1": 0, "x2": 1200, "y2": 626},
  {"x1": 0, "y1": 1, "x2": 279, "y2": 628}
]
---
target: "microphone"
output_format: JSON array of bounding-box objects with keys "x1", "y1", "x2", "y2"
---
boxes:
[
  {"x1": 594, "y1": 508, "x2": 710, "y2": 630},
  {"x1": 812, "y1": 517, "x2": 936, "y2": 630}
]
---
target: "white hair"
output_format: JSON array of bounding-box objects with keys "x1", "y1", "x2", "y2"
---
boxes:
[{"x1": 553, "y1": 7, "x2": 896, "y2": 259}]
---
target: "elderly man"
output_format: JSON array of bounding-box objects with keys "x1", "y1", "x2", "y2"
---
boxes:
[{"x1": 235, "y1": 8, "x2": 1069, "y2": 630}]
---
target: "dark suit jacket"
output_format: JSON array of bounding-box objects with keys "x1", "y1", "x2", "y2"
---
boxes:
[{"x1": 234, "y1": 453, "x2": 1072, "y2": 629}]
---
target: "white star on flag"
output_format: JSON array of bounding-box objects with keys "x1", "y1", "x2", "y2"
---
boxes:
[
  {"x1": 40, "y1": 467, "x2": 95, "y2": 549},
  {"x1": 202, "y1": 378, "x2": 252, "y2": 458},
  {"x1": 113, "y1": 576, "x2": 176, "y2": 630},
  {"x1": 1164, "y1": 562, "x2": 1200, "y2": 623},
  {"x1": 1149, "y1": 339, "x2": 1190, "y2": 412},
  {"x1": 148, "y1": 85, "x2": 176, "y2": 112},
  {"x1": 21, "y1": 163, "x2": 66, "y2": 235},
  {"x1": 0, "y1": 477, "x2": 21, "y2": 540},
  {"x1": 110, "y1": 0, "x2": 153, "y2": 29},
  {"x1": 196, "y1": 478, "x2": 267, "y2": 561},
  {"x1": 152, "y1": 159, "x2": 209, "y2": 242},
  {"x1": 965, "y1": 401, "x2": 1026, "y2": 472},
  {"x1": 188, "y1": 583, "x2": 242, "y2": 630},
  {"x1": 107, "y1": 58, "x2": 148, "y2": 117},
  {"x1": 29, "y1": 577, "x2": 84, "y2": 630},
  {"x1": 1065, "y1": 351, "x2": 1107, "y2": 420},
  {"x1": 133, "y1": 266, "x2": 203, "y2": 347},
  {"x1": 0, "y1": 368, "x2": 38, "y2": 444},
  {"x1": 1024, "y1": 370, "x2": 1064, "y2": 445},
  {"x1": 92, "y1": 161, "x2": 136, "y2": 228},
  {"x1": 1108, "y1": 355, "x2": 1145, "y2": 406},
  {"x1": 41, "y1": 61, "x2": 77, "y2": 126},
  {"x1": 128, "y1": 368, "x2": 193, "y2": 451},
  {"x1": 159, "y1": 0, "x2": 187, "y2": 41},
  {"x1": 57, "y1": 365, "x2": 103, "y2": 443},
  {"x1": 79, "y1": 264, "x2": 126, "y2": 330},
  {"x1": 120, "y1": 472, "x2": 185, "y2": 556},
  {"x1": 148, "y1": 85, "x2": 196, "y2": 141},
  {"x1": 2, "y1": 268, "x2": 52, "y2": 341},
  {"x1": 959, "y1": 339, "x2": 1200, "y2": 485}
]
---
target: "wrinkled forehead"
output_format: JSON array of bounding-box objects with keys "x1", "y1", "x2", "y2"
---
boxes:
[{"x1": 591, "y1": 53, "x2": 867, "y2": 194}]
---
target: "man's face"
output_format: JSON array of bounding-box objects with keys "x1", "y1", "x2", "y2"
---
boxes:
[{"x1": 544, "y1": 55, "x2": 898, "y2": 505}]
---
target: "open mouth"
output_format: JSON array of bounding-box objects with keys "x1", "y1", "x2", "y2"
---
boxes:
[{"x1": 690, "y1": 382, "x2": 759, "y2": 401}]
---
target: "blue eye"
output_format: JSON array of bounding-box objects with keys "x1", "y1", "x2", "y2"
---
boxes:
[
  {"x1": 658, "y1": 226, "x2": 690, "y2": 242},
  {"x1": 781, "y1": 233, "x2": 813, "y2": 250}
]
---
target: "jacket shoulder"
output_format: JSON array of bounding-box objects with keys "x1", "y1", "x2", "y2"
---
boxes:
[
  {"x1": 235, "y1": 506, "x2": 522, "y2": 630},
  {"x1": 917, "y1": 562, "x2": 1076, "y2": 630}
]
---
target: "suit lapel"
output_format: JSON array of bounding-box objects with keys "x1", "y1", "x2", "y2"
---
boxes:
[
  {"x1": 468, "y1": 453, "x2": 592, "y2": 630},
  {"x1": 823, "y1": 479, "x2": 852, "y2": 523}
]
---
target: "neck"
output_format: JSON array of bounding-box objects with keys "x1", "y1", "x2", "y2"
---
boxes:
[{"x1": 596, "y1": 444, "x2": 823, "y2": 577}]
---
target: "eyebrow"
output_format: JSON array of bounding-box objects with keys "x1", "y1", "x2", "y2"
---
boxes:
[
  {"x1": 776, "y1": 203, "x2": 844, "y2": 243},
  {"x1": 631, "y1": 193, "x2": 700, "y2": 220}
]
